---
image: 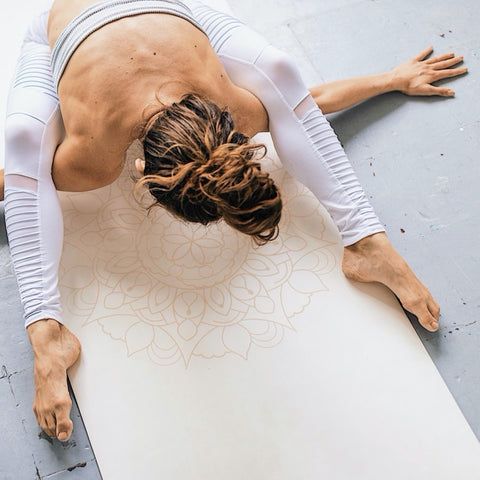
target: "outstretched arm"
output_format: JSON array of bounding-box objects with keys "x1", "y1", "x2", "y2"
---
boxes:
[{"x1": 309, "y1": 46, "x2": 468, "y2": 114}]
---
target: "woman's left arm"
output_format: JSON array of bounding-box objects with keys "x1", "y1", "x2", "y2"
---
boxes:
[{"x1": 309, "y1": 46, "x2": 468, "y2": 114}]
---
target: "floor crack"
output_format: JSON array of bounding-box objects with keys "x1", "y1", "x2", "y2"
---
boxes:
[
  {"x1": 33, "y1": 454, "x2": 41, "y2": 480},
  {"x1": 42, "y1": 462, "x2": 88, "y2": 478}
]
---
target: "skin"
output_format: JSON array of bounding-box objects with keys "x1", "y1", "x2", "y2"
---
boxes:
[
  {"x1": 309, "y1": 46, "x2": 467, "y2": 114},
  {"x1": 0, "y1": 0, "x2": 467, "y2": 441}
]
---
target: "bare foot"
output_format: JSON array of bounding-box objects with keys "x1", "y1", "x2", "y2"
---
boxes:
[
  {"x1": 27, "y1": 319, "x2": 81, "y2": 441},
  {"x1": 342, "y1": 232, "x2": 440, "y2": 332}
]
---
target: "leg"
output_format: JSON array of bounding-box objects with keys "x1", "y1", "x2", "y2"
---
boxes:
[
  {"x1": 4, "y1": 10, "x2": 80, "y2": 439},
  {"x1": 5, "y1": 10, "x2": 63, "y2": 327},
  {"x1": 0, "y1": 169, "x2": 4, "y2": 201},
  {"x1": 190, "y1": 2, "x2": 440, "y2": 331}
]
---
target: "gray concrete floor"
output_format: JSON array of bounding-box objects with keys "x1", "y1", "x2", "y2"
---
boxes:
[{"x1": 1, "y1": 0, "x2": 478, "y2": 478}]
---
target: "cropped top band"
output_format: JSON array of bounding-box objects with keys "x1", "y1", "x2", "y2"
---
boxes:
[{"x1": 51, "y1": 0, "x2": 206, "y2": 89}]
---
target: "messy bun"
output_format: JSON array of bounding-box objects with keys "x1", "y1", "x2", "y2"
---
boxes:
[{"x1": 136, "y1": 94, "x2": 282, "y2": 245}]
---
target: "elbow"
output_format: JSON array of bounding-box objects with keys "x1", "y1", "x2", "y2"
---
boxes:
[
  {"x1": 256, "y1": 47, "x2": 308, "y2": 108},
  {"x1": 5, "y1": 114, "x2": 44, "y2": 157},
  {"x1": 4, "y1": 114, "x2": 47, "y2": 178},
  {"x1": 257, "y1": 47, "x2": 303, "y2": 85}
]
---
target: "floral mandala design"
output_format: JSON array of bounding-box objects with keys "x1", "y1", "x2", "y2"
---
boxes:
[{"x1": 59, "y1": 140, "x2": 337, "y2": 366}]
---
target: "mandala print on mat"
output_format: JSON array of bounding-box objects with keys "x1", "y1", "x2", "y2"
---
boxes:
[{"x1": 59, "y1": 138, "x2": 336, "y2": 366}]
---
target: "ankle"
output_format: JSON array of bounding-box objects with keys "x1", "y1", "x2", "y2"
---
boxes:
[
  {"x1": 28, "y1": 319, "x2": 66, "y2": 355},
  {"x1": 346, "y1": 232, "x2": 389, "y2": 253}
]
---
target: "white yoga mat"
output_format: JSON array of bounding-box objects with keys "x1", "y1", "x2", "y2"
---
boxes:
[
  {"x1": 2, "y1": 1, "x2": 480, "y2": 479},
  {"x1": 58, "y1": 131, "x2": 480, "y2": 479}
]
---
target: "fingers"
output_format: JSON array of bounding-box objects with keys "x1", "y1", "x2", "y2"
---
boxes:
[
  {"x1": 437, "y1": 88, "x2": 455, "y2": 97},
  {"x1": 414, "y1": 45, "x2": 434, "y2": 61},
  {"x1": 413, "y1": 84, "x2": 454, "y2": 97},
  {"x1": 434, "y1": 66, "x2": 469, "y2": 81},
  {"x1": 421, "y1": 48, "x2": 463, "y2": 66},
  {"x1": 419, "y1": 49, "x2": 467, "y2": 73},
  {"x1": 425, "y1": 52, "x2": 468, "y2": 76},
  {"x1": 431, "y1": 55, "x2": 464, "y2": 70},
  {"x1": 423, "y1": 85, "x2": 455, "y2": 96},
  {"x1": 425, "y1": 51, "x2": 456, "y2": 64}
]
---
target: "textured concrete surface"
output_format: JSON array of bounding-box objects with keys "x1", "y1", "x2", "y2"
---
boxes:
[{"x1": 1, "y1": 0, "x2": 478, "y2": 478}]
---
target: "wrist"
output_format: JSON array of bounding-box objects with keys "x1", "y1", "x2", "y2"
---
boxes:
[
  {"x1": 385, "y1": 67, "x2": 409, "y2": 93},
  {"x1": 377, "y1": 70, "x2": 398, "y2": 94}
]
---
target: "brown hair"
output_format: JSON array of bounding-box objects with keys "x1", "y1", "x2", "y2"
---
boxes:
[{"x1": 136, "y1": 94, "x2": 282, "y2": 245}]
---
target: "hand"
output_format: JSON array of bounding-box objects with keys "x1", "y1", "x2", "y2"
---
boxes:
[
  {"x1": 27, "y1": 319, "x2": 81, "y2": 441},
  {"x1": 391, "y1": 46, "x2": 467, "y2": 96}
]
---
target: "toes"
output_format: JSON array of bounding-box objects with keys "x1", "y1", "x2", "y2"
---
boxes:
[
  {"x1": 42, "y1": 413, "x2": 57, "y2": 438},
  {"x1": 415, "y1": 306, "x2": 439, "y2": 332},
  {"x1": 33, "y1": 397, "x2": 73, "y2": 440},
  {"x1": 54, "y1": 398, "x2": 73, "y2": 441},
  {"x1": 33, "y1": 405, "x2": 54, "y2": 437},
  {"x1": 423, "y1": 294, "x2": 440, "y2": 330},
  {"x1": 424, "y1": 316, "x2": 439, "y2": 332},
  {"x1": 57, "y1": 426, "x2": 73, "y2": 442},
  {"x1": 56, "y1": 418, "x2": 73, "y2": 441},
  {"x1": 400, "y1": 294, "x2": 439, "y2": 332},
  {"x1": 428, "y1": 299, "x2": 441, "y2": 321}
]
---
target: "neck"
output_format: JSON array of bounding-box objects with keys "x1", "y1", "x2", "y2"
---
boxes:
[
  {"x1": 139, "y1": 75, "x2": 269, "y2": 141},
  {"x1": 227, "y1": 86, "x2": 269, "y2": 137},
  {"x1": 183, "y1": 66, "x2": 268, "y2": 137}
]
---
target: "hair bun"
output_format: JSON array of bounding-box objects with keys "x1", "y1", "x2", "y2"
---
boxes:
[{"x1": 138, "y1": 94, "x2": 282, "y2": 244}]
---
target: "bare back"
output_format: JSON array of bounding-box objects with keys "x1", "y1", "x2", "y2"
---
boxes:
[{"x1": 47, "y1": 0, "x2": 268, "y2": 191}]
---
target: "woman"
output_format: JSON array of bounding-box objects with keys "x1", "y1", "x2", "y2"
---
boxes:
[{"x1": 1, "y1": 0, "x2": 466, "y2": 441}]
